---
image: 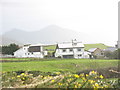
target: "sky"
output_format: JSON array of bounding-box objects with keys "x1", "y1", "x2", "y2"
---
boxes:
[{"x1": 0, "y1": 0, "x2": 119, "y2": 46}]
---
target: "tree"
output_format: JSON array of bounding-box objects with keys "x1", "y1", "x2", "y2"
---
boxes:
[
  {"x1": 118, "y1": 49, "x2": 120, "y2": 59},
  {"x1": 104, "y1": 51, "x2": 112, "y2": 59},
  {"x1": 104, "y1": 49, "x2": 120, "y2": 59},
  {"x1": 2, "y1": 43, "x2": 19, "y2": 55}
]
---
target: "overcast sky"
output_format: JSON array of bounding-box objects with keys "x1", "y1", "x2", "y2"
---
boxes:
[{"x1": 0, "y1": 0, "x2": 119, "y2": 46}]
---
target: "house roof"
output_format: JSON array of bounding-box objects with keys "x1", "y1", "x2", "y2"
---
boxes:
[
  {"x1": 88, "y1": 48, "x2": 98, "y2": 52},
  {"x1": 30, "y1": 43, "x2": 45, "y2": 46},
  {"x1": 104, "y1": 47, "x2": 117, "y2": 52},
  {"x1": 57, "y1": 42, "x2": 84, "y2": 49},
  {"x1": 30, "y1": 43, "x2": 55, "y2": 47}
]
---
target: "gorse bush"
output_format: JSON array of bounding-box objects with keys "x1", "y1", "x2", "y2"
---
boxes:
[{"x1": 1, "y1": 71, "x2": 119, "y2": 89}]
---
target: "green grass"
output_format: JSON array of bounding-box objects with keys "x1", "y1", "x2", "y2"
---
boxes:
[
  {"x1": 0, "y1": 58, "x2": 32, "y2": 60},
  {"x1": 43, "y1": 45, "x2": 56, "y2": 50},
  {"x1": 43, "y1": 45, "x2": 56, "y2": 53},
  {"x1": 84, "y1": 43, "x2": 109, "y2": 50},
  {"x1": 42, "y1": 43, "x2": 109, "y2": 51},
  {"x1": 2, "y1": 59, "x2": 118, "y2": 72}
]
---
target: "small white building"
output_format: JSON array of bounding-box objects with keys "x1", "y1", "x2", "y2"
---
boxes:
[
  {"x1": 14, "y1": 44, "x2": 47, "y2": 58},
  {"x1": 55, "y1": 41, "x2": 90, "y2": 59}
]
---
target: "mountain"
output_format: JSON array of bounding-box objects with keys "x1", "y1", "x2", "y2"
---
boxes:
[
  {"x1": 2, "y1": 25, "x2": 96, "y2": 45},
  {"x1": 0, "y1": 35, "x2": 23, "y2": 46}
]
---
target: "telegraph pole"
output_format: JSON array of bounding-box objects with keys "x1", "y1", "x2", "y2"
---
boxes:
[
  {"x1": 118, "y1": 2, "x2": 120, "y2": 48},
  {"x1": 118, "y1": 1, "x2": 120, "y2": 78}
]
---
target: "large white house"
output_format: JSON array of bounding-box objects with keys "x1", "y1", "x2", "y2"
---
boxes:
[
  {"x1": 14, "y1": 44, "x2": 47, "y2": 58},
  {"x1": 54, "y1": 41, "x2": 90, "y2": 59}
]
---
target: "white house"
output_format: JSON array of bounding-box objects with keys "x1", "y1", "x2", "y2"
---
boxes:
[
  {"x1": 55, "y1": 41, "x2": 90, "y2": 59},
  {"x1": 14, "y1": 44, "x2": 47, "y2": 58}
]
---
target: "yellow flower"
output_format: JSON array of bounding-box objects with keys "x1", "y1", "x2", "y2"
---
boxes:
[
  {"x1": 89, "y1": 71, "x2": 97, "y2": 75},
  {"x1": 40, "y1": 76, "x2": 43, "y2": 78},
  {"x1": 2, "y1": 71, "x2": 6, "y2": 73},
  {"x1": 100, "y1": 75, "x2": 104, "y2": 79},
  {"x1": 12, "y1": 77, "x2": 14, "y2": 79},
  {"x1": 95, "y1": 83, "x2": 99, "y2": 87},
  {"x1": 104, "y1": 85, "x2": 108, "y2": 88},
  {"x1": 95, "y1": 76, "x2": 97, "y2": 78},
  {"x1": 88, "y1": 80, "x2": 95, "y2": 84},
  {"x1": 80, "y1": 73, "x2": 84, "y2": 77},
  {"x1": 91, "y1": 71, "x2": 95, "y2": 73},
  {"x1": 21, "y1": 73, "x2": 25, "y2": 75},
  {"x1": 74, "y1": 74, "x2": 79, "y2": 78},
  {"x1": 55, "y1": 72, "x2": 60, "y2": 75},
  {"x1": 82, "y1": 77, "x2": 86, "y2": 81},
  {"x1": 17, "y1": 75, "x2": 20, "y2": 78},
  {"x1": 43, "y1": 77, "x2": 47, "y2": 79},
  {"x1": 22, "y1": 78, "x2": 25, "y2": 80},
  {"x1": 24, "y1": 74, "x2": 27, "y2": 77},
  {"x1": 58, "y1": 83, "x2": 62, "y2": 86},
  {"x1": 51, "y1": 80, "x2": 55, "y2": 82},
  {"x1": 78, "y1": 84, "x2": 81, "y2": 86},
  {"x1": 74, "y1": 85, "x2": 77, "y2": 88},
  {"x1": 69, "y1": 78, "x2": 72, "y2": 81},
  {"x1": 86, "y1": 74, "x2": 89, "y2": 77},
  {"x1": 48, "y1": 76, "x2": 52, "y2": 79}
]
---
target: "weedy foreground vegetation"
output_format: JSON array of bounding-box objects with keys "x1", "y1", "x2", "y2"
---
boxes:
[{"x1": 1, "y1": 58, "x2": 120, "y2": 89}]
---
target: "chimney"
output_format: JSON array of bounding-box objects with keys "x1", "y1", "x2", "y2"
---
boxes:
[{"x1": 72, "y1": 39, "x2": 77, "y2": 46}]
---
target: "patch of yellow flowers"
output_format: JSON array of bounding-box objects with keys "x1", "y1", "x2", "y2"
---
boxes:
[{"x1": 2, "y1": 71, "x2": 117, "y2": 88}]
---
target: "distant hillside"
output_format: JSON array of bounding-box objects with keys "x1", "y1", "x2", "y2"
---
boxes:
[
  {"x1": 43, "y1": 45, "x2": 56, "y2": 53},
  {"x1": 0, "y1": 35, "x2": 23, "y2": 46},
  {"x1": 2, "y1": 25, "x2": 96, "y2": 45},
  {"x1": 43, "y1": 43, "x2": 109, "y2": 53},
  {"x1": 84, "y1": 43, "x2": 109, "y2": 50}
]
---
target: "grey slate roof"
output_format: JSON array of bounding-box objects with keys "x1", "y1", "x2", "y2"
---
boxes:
[
  {"x1": 88, "y1": 48, "x2": 97, "y2": 52},
  {"x1": 104, "y1": 47, "x2": 117, "y2": 52},
  {"x1": 57, "y1": 42, "x2": 84, "y2": 49}
]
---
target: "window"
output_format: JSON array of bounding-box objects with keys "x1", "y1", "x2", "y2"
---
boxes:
[
  {"x1": 77, "y1": 48, "x2": 81, "y2": 51},
  {"x1": 28, "y1": 46, "x2": 41, "y2": 52},
  {"x1": 62, "y1": 49, "x2": 66, "y2": 52},
  {"x1": 69, "y1": 49, "x2": 73, "y2": 52},
  {"x1": 78, "y1": 54, "x2": 82, "y2": 57}
]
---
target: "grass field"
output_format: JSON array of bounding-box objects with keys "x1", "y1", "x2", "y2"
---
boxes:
[
  {"x1": 0, "y1": 58, "x2": 32, "y2": 60},
  {"x1": 84, "y1": 43, "x2": 109, "y2": 50},
  {"x1": 1, "y1": 58, "x2": 119, "y2": 88},
  {"x1": 42, "y1": 43, "x2": 109, "y2": 52},
  {"x1": 2, "y1": 59, "x2": 118, "y2": 72}
]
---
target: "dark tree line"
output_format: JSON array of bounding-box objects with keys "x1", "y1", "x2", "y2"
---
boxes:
[
  {"x1": 1, "y1": 43, "x2": 19, "y2": 55},
  {"x1": 104, "y1": 49, "x2": 120, "y2": 59}
]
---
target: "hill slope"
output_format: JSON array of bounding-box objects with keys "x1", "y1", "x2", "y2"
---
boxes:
[
  {"x1": 0, "y1": 35, "x2": 23, "y2": 46},
  {"x1": 2, "y1": 25, "x2": 96, "y2": 45},
  {"x1": 43, "y1": 43, "x2": 109, "y2": 52},
  {"x1": 84, "y1": 43, "x2": 109, "y2": 50}
]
